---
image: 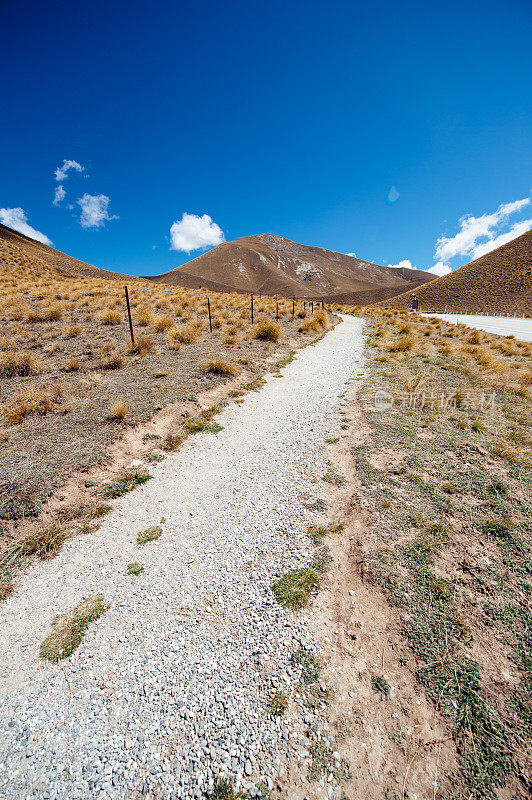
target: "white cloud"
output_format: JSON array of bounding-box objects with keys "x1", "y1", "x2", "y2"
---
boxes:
[
  {"x1": 170, "y1": 212, "x2": 225, "y2": 252},
  {"x1": 386, "y1": 259, "x2": 412, "y2": 270},
  {"x1": 470, "y1": 218, "x2": 532, "y2": 259},
  {"x1": 346, "y1": 252, "x2": 357, "y2": 257},
  {"x1": 54, "y1": 159, "x2": 85, "y2": 182},
  {"x1": 77, "y1": 193, "x2": 118, "y2": 229},
  {"x1": 427, "y1": 261, "x2": 452, "y2": 276},
  {"x1": 53, "y1": 186, "x2": 66, "y2": 206},
  {"x1": 0, "y1": 207, "x2": 52, "y2": 245},
  {"x1": 434, "y1": 197, "x2": 530, "y2": 263}
]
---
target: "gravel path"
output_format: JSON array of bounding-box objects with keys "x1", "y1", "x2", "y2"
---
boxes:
[{"x1": 0, "y1": 315, "x2": 364, "y2": 800}]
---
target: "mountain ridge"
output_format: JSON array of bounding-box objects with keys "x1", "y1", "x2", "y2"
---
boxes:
[{"x1": 147, "y1": 233, "x2": 432, "y2": 301}]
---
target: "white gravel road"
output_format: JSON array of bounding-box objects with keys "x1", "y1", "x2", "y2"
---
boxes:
[
  {"x1": 421, "y1": 313, "x2": 532, "y2": 342},
  {"x1": 0, "y1": 315, "x2": 364, "y2": 800}
]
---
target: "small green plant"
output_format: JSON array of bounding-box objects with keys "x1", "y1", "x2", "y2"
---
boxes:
[
  {"x1": 371, "y1": 675, "x2": 390, "y2": 699},
  {"x1": 323, "y1": 468, "x2": 346, "y2": 486},
  {"x1": 162, "y1": 433, "x2": 183, "y2": 451},
  {"x1": 480, "y1": 518, "x2": 517, "y2": 542},
  {"x1": 127, "y1": 562, "x2": 144, "y2": 576},
  {"x1": 185, "y1": 417, "x2": 223, "y2": 434},
  {"x1": 272, "y1": 567, "x2": 320, "y2": 608},
  {"x1": 290, "y1": 647, "x2": 320, "y2": 683},
  {"x1": 137, "y1": 526, "x2": 162, "y2": 545},
  {"x1": 270, "y1": 691, "x2": 288, "y2": 716},
  {"x1": 209, "y1": 779, "x2": 240, "y2": 800},
  {"x1": 104, "y1": 472, "x2": 151, "y2": 498},
  {"x1": 325, "y1": 437, "x2": 339, "y2": 444},
  {"x1": 40, "y1": 595, "x2": 106, "y2": 661}
]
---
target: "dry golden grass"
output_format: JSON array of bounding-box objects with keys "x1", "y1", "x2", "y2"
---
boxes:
[
  {"x1": 150, "y1": 314, "x2": 174, "y2": 332},
  {"x1": 0, "y1": 350, "x2": 40, "y2": 377},
  {"x1": 108, "y1": 401, "x2": 128, "y2": 421},
  {"x1": 97, "y1": 308, "x2": 122, "y2": 325},
  {"x1": 201, "y1": 359, "x2": 238, "y2": 376},
  {"x1": 171, "y1": 323, "x2": 202, "y2": 344},
  {"x1": 252, "y1": 319, "x2": 282, "y2": 342},
  {"x1": 128, "y1": 334, "x2": 154, "y2": 356},
  {"x1": 2, "y1": 383, "x2": 64, "y2": 425},
  {"x1": 64, "y1": 356, "x2": 81, "y2": 372}
]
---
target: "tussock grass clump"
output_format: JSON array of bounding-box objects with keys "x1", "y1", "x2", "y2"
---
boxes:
[
  {"x1": 128, "y1": 334, "x2": 154, "y2": 356},
  {"x1": 0, "y1": 350, "x2": 40, "y2": 377},
  {"x1": 64, "y1": 324, "x2": 82, "y2": 338},
  {"x1": 137, "y1": 525, "x2": 162, "y2": 545},
  {"x1": 172, "y1": 323, "x2": 202, "y2": 343},
  {"x1": 21, "y1": 524, "x2": 68, "y2": 559},
  {"x1": 107, "y1": 401, "x2": 128, "y2": 421},
  {"x1": 388, "y1": 335, "x2": 416, "y2": 352},
  {"x1": 166, "y1": 328, "x2": 182, "y2": 350},
  {"x1": 201, "y1": 359, "x2": 238, "y2": 376},
  {"x1": 97, "y1": 308, "x2": 122, "y2": 325},
  {"x1": 40, "y1": 595, "x2": 106, "y2": 661},
  {"x1": 272, "y1": 567, "x2": 320, "y2": 608},
  {"x1": 298, "y1": 309, "x2": 330, "y2": 334},
  {"x1": 64, "y1": 356, "x2": 80, "y2": 372},
  {"x1": 2, "y1": 382, "x2": 64, "y2": 425},
  {"x1": 97, "y1": 348, "x2": 124, "y2": 371},
  {"x1": 127, "y1": 562, "x2": 144, "y2": 575},
  {"x1": 150, "y1": 314, "x2": 173, "y2": 332},
  {"x1": 252, "y1": 319, "x2": 282, "y2": 342}
]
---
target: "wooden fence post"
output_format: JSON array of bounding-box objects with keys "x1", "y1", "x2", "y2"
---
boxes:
[
  {"x1": 292, "y1": 297, "x2": 295, "y2": 315},
  {"x1": 276, "y1": 296, "x2": 279, "y2": 320},
  {"x1": 124, "y1": 285, "x2": 134, "y2": 345},
  {"x1": 311, "y1": 301, "x2": 314, "y2": 314},
  {"x1": 207, "y1": 297, "x2": 213, "y2": 333}
]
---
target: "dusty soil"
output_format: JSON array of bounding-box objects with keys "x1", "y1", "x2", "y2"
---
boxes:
[{"x1": 281, "y1": 380, "x2": 458, "y2": 800}]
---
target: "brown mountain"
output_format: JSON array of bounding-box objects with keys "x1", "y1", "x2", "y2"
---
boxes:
[
  {"x1": 147, "y1": 233, "x2": 432, "y2": 302},
  {"x1": 0, "y1": 223, "x2": 132, "y2": 281},
  {"x1": 379, "y1": 229, "x2": 532, "y2": 314}
]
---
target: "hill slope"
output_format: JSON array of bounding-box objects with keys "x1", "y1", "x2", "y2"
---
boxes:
[
  {"x1": 147, "y1": 233, "x2": 432, "y2": 301},
  {"x1": 380, "y1": 230, "x2": 532, "y2": 314},
  {"x1": 0, "y1": 224, "x2": 132, "y2": 282}
]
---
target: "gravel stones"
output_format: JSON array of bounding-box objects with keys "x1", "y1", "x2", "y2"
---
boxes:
[{"x1": 0, "y1": 316, "x2": 364, "y2": 799}]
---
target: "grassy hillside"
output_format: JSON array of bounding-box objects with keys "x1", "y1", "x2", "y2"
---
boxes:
[{"x1": 380, "y1": 230, "x2": 532, "y2": 314}]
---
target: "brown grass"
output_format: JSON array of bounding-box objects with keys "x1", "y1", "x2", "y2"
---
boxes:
[
  {"x1": 252, "y1": 319, "x2": 282, "y2": 341},
  {"x1": 2, "y1": 383, "x2": 64, "y2": 425},
  {"x1": 201, "y1": 359, "x2": 238, "y2": 376},
  {"x1": 108, "y1": 401, "x2": 128, "y2": 421},
  {"x1": 0, "y1": 350, "x2": 40, "y2": 377}
]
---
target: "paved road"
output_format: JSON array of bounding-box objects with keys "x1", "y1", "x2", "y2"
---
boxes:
[
  {"x1": 421, "y1": 313, "x2": 532, "y2": 342},
  {"x1": 0, "y1": 316, "x2": 365, "y2": 800}
]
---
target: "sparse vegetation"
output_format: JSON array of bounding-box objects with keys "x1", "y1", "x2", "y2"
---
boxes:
[
  {"x1": 272, "y1": 566, "x2": 320, "y2": 608},
  {"x1": 40, "y1": 595, "x2": 107, "y2": 661},
  {"x1": 103, "y1": 471, "x2": 151, "y2": 498},
  {"x1": 137, "y1": 525, "x2": 162, "y2": 545},
  {"x1": 127, "y1": 562, "x2": 144, "y2": 575},
  {"x1": 269, "y1": 691, "x2": 288, "y2": 716}
]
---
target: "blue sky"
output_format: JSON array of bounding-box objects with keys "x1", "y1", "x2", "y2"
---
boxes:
[{"x1": 1, "y1": 0, "x2": 531, "y2": 278}]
